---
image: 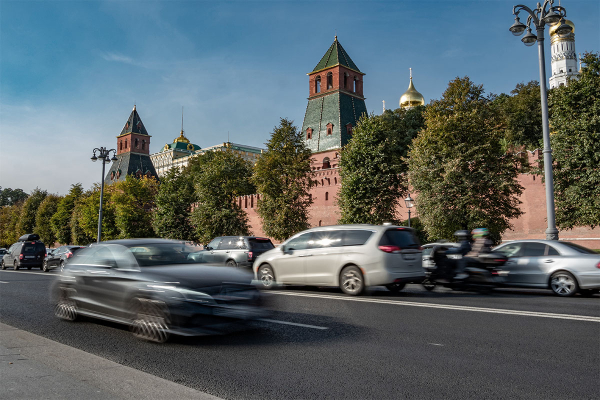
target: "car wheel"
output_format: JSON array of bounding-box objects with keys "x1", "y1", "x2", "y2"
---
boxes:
[
  {"x1": 550, "y1": 271, "x2": 578, "y2": 297},
  {"x1": 422, "y1": 279, "x2": 436, "y2": 291},
  {"x1": 60, "y1": 261, "x2": 65, "y2": 272},
  {"x1": 13, "y1": 261, "x2": 19, "y2": 270},
  {"x1": 54, "y1": 287, "x2": 78, "y2": 321},
  {"x1": 385, "y1": 282, "x2": 406, "y2": 293},
  {"x1": 1, "y1": 260, "x2": 6, "y2": 270},
  {"x1": 226, "y1": 260, "x2": 237, "y2": 267},
  {"x1": 340, "y1": 265, "x2": 364, "y2": 296},
  {"x1": 257, "y1": 264, "x2": 275, "y2": 290},
  {"x1": 42, "y1": 261, "x2": 49, "y2": 272},
  {"x1": 130, "y1": 298, "x2": 170, "y2": 343}
]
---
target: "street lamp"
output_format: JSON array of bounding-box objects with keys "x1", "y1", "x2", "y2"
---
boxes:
[
  {"x1": 404, "y1": 194, "x2": 414, "y2": 228},
  {"x1": 91, "y1": 147, "x2": 117, "y2": 243},
  {"x1": 509, "y1": 0, "x2": 570, "y2": 241}
]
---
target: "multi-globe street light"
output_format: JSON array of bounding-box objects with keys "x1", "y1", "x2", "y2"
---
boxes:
[
  {"x1": 91, "y1": 147, "x2": 117, "y2": 243},
  {"x1": 404, "y1": 194, "x2": 414, "y2": 228},
  {"x1": 509, "y1": 0, "x2": 572, "y2": 240}
]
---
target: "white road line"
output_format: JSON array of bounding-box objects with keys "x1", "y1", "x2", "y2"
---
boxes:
[
  {"x1": 0, "y1": 281, "x2": 8, "y2": 284},
  {"x1": 0, "y1": 270, "x2": 53, "y2": 277},
  {"x1": 259, "y1": 318, "x2": 329, "y2": 330},
  {"x1": 269, "y1": 291, "x2": 600, "y2": 323}
]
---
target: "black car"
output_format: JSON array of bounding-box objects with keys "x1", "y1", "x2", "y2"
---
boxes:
[
  {"x1": 43, "y1": 245, "x2": 85, "y2": 272},
  {"x1": 51, "y1": 239, "x2": 268, "y2": 343},
  {"x1": 189, "y1": 236, "x2": 275, "y2": 268},
  {"x1": 1, "y1": 234, "x2": 46, "y2": 270}
]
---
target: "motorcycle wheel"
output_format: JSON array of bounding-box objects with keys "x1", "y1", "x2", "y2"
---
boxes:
[{"x1": 422, "y1": 279, "x2": 436, "y2": 291}]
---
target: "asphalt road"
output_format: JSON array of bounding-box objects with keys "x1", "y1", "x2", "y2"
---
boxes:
[{"x1": 1, "y1": 269, "x2": 598, "y2": 399}]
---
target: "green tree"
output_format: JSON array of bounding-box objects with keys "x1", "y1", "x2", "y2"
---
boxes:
[
  {"x1": 35, "y1": 194, "x2": 62, "y2": 245},
  {"x1": 0, "y1": 187, "x2": 28, "y2": 206},
  {"x1": 187, "y1": 149, "x2": 255, "y2": 244},
  {"x1": 0, "y1": 203, "x2": 24, "y2": 248},
  {"x1": 17, "y1": 188, "x2": 48, "y2": 235},
  {"x1": 50, "y1": 183, "x2": 84, "y2": 244},
  {"x1": 493, "y1": 81, "x2": 542, "y2": 150},
  {"x1": 153, "y1": 167, "x2": 196, "y2": 240},
  {"x1": 338, "y1": 106, "x2": 425, "y2": 224},
  {"x1": 548, "y1": 52, "x2": 600, "y2": 229},
  {"x1": 252, "y1": 118, "x2": 314, "y2": 241},
  {"x1": 111, "y1": 176, "x2": 158, "y2": 239},
  {"x1": 71, "y1": 185, "x2": 117, "y2": 244},
  {"x1": 407, "y1": 77, "x2": 523, "y2": 243}
]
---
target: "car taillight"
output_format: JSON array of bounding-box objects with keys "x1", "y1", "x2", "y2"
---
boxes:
[
  {"x1": 66, "y1": 251, "x2": 73, "y2": 259},
  {"x1": 379, "y1": 245, "x2": 402, "y2": 253},
  {"x1": 248, "y1": 251, "x2": 253, "y2": 260},
  {"x1": 19, "y1": 254, "x2": 24, "y2": 260},
  {"x1": 418, "y1": 246, "x2": 424, "y2": 250},
  {"x1": 597, "y1": 261, "x2": 600, "y2": 269}
]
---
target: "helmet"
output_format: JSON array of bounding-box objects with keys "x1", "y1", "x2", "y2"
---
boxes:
[
  {"x1": 453, "y1": 230, "x2": 470, "y2": 240},
  {"x1": 472, "y1": 228, "x2": 489, "y2": 239}
]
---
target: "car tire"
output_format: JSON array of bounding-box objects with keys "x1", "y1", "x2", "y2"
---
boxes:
[
  {"x1": 60, "y1": 261, "x2": 65, "y2": 272},
  {"x1": 422, "y1": 279, "x2": 436, "y2": 291},
  {"x1": 550, "y1": 271, "x2": 578, "y2": 297},
  {"x1": 226, "y1": 260, "x2": 237, "y2": 267},
  {"x1": 13, "y1": 261, "x2": 19, "y2": 271},
  {"x1": 385, "y1": 282, "x2": 406, "y2": 293},
  {"x1": 257, "y1": 264, "x2": 275, "y2": 290},
  {"x1": 54, "y1": 287, "x2": 78, "y2": 321},
  {"x1": 1, "y1": 260, "x2": 6, "y2": 270},
  {"x1": 130, "y1": 298, "x2": 170, "y2": 343},
  {"x1": 340, "y1": 265, "x2": 364, "y2": 296},
  {"x1": 42, "y1": 261, "x2": 49, "y2": 272}
]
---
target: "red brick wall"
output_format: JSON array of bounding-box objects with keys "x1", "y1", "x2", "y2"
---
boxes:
[
  {"x1": 308, "y1": 66, "x2": 363, "y2": 98},
  {"x1": 117, "y1": 133, "x2": 150, "y2": 155}
]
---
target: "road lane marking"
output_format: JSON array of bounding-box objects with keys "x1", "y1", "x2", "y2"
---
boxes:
[
  {"x1": 0, "y1": 281, "x2": 8, "y2": 284},
  {"x1": 429, "y1": 343, "x2": 444, "y2": 346},
  {"x1": 0, "y1": 270, "x2": 52, "y2": 277},
  {"x1": 269, "y1": 291, "x2": 600, "y2": 323},
  {"x1": 259, "y1": 318, "x2": 329, "y2": 330}
]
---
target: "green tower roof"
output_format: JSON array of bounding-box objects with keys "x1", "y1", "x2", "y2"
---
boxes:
[{"x1": 311, "y1": 36, "x2": 362, "y2": 74}]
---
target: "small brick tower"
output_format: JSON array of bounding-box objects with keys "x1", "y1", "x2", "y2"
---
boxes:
[
  {"x1": 301, "y1": 36, "x2": 368, "y2": 153},
  {"x1": 105, "y1": 105, "x2": 158, "y2": 184}
]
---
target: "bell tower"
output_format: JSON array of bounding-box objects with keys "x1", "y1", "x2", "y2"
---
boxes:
[
  {"x1": 549, "y1": 19, "x2": 578, "y2": 89},
  {"x1": 301, "y1": 36, "x2": 367, "y2": 153}
]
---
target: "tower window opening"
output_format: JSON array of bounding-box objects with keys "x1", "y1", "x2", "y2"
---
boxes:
[
  {"x1": 120, "y1": 142, "x2": 123, "y2": 151},
  {"x1": 142, "y1": 140, "x2": 146, "y2": 150},
  {"x1": 323, "y1": 157, "x2": 331, "y2": 169},
  {"x1": 353, "y1": 77, "x2": 358, "y2": 93},
  {"x1": 327, "y1": 128, "x2": 332, "y2": 135},
  {"x1": 135, "y1": 138, "x2": 139, "y2": 148},
  {"x1": 327, "y1": 72, "x2": 333, "y2": 90},
  {"x1": 319, "y1": 220, "x2": 322, "y2": 226},
  {"x1": 325, "y1": 192, "x2": 329, "y2": 201},
  {"x1": 569, "y1": 68, "x2": 572, "y2": 72},
  {"x1": 334, "y1": 177, "x2": 337, "y2": 185},
  {"x1": 306, "y1": 128, "x2": 313, "y2": 140},
  {"x1": 315, "y1": 76, "x2": 321, "y2": 93},
  {"x1": 344, "y1": 73, "x2": 348, "y2": 89},
  {"x1": 125, "y1": 139, "x2": 128, "y2": 149},
  {"x1": 245, "y1": 197, "x2": 248, "y2": 208},
  {"x1": 251, "y1": 196, "x2": 254, "y2": 208}
]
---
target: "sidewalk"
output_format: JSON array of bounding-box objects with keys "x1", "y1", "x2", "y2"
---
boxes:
[{"x1": 0, "y1": 322, "x2": 221, "y2": 400}]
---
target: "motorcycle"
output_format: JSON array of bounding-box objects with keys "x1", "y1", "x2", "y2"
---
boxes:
[{"x1": 422, "y1": 246, "x2": 509, "y2": 293}]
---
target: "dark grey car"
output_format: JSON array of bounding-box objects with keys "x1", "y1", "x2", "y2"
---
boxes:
[{"x1": 189, "y1": 236, "x2": 275, "y2": 268}]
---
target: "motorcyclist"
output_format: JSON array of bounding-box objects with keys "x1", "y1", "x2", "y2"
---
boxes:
[
  {"x1": 448, "y1": 230, "x2": 472, "y2": 280},
  {"x1": 467, "y1": 228, "x2": 493, "y2": 257}
]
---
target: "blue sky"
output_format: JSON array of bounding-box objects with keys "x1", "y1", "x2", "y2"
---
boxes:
[{"x1": 1, "y1": 0, "x2": 598, "y2": 195}]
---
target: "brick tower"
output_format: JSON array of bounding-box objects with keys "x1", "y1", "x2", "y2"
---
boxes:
[
  {"x1": 301, "y1": 36, "x2": 367, "y2": 153},
  {"x1": 105, "y1": 105, "x2": 158, "y2": 184}
]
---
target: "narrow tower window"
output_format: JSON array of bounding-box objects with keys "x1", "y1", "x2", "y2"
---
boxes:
[
  {"x1": 142, "y1": 140, "x2": 146, "y2": 150},
  {"x1": 306, "y1": 128, "x2": 313, "y2": 140},
  {"x1": 315, "y1": 76, "x2": 321, "y2": 93},
  {"x1": 344, "y1": 73, "x2": 348, "y2": 89},
  {"x1": 135, "y1": 138, "x2": 139, "y2": 148},
  {"x1": 327, "y1": 72, "x2": 333, "y2": 90},
  {"x1": 325, "y1": 192, "x2": 329, "y2": 201},
  {"x1": 323, "y1": 157, "x2": 331, "y2": 169}
]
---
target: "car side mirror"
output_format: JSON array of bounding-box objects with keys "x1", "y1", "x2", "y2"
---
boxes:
[
  {"x1": 205, "y1": 246, "x2": 212, "y2": 251},
  {"x1": 280, "y1": 245, "x2": 286, "y2": 253}
]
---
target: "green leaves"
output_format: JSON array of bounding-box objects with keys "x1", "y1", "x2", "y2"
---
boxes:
[
  {"x1": 17, "y1": 188, "x2": 48, "y2": 236},
  {"x1": 50, "y1": 183, "x2": 83, "y2": 245},
  {"x1": 252, "y1": 118, "x2": 313, "y2": 241},
  {"x1": 152, "y1": 167, "x2": 196, "y2": 241},
  {"x1": 35, "y1": 194, "x2": 62, "y2": 246},
  {"x1": 548, "y1": 52, "x2": 600, "y2": 229}
]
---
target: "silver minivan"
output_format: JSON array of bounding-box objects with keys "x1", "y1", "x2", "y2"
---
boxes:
[{"x1": 253, "y1": 224, "x2": 425, "y2": 295}]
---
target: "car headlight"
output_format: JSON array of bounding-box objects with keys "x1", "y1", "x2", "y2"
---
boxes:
[{"x1": 147, "y1": 285, "x2": 215, "y2": 304}]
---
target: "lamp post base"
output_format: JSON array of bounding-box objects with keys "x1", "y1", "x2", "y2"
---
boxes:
[{"x1": 545, "y1": 228, "x2": 559, "y2": 241}]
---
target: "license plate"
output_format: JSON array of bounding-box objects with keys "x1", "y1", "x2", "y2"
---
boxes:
[{"x1": 25, "y1": 256, "x2": 35, "y2": 259}]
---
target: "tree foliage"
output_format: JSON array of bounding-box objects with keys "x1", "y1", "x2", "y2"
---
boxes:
[
  {"x1": 71, "y1": 185, "x2": 117, "y2": 244},
  {"x1": 0, "y1": 187, "x2": 28, "y2": 206},
  {"x1": 17, "y1": 188, "x2": 48, "y2": 236},
  {"x1": 407, "y1": 77, "x2": 523, "y2": 243},
  {"x1": 493, "y1": 80, "x2": 542, "y2": 150},
  {"x1": 153, "y1": 167, "x2": 196, "y2": 241},
  {"x1": 111, "y1": 176, "x2": 158, "y2": 239},
  {"x1": 252, "y1": 118, "x2": 314, "y2": 241},
  {"x1": 35, "y1": 194, "x2": 62, "y2": 245},
  {"x1": 338, "y1": 107, "x2": 425, "y2": 224},
  {"x1": 548, "y1": 52, "x2": 600, "y2": 229},
  {"x1": 50, "y1": 183, "x2": 84, "y2": 245},
  {"x1": 187, "y1": 149, "x2": 255, "y2": 244},
  {"x1": 0, "y1": 203, "x2": 24, "y2": 248}
]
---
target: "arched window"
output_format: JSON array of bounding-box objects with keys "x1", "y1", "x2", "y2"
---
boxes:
[
  {"x1": 125, "y1": 139, "x2": 128, "y2": 149},
  {"x1": 322, "y1": 157, "x2": 331, "y2": 169},
  {"x1": 319, "y1": 220, "x2": 322, "y2": 226},
  {"x1": 135, "y1": 138, "x2": 139, "y2": 148},
  {"x1": 334, "y1": 177, "x2": 337, "y2": 185},
  {"x1": 344, "y1": 73, "x2": 348, "y2": 89},
  {"x1": 306, "y1": 128, "x2": 313, "y2": 140},
  {"x1": 325, "y1": 192, "x2": 329, "y2": 201},
  {"x1": 120, "y1": 141, "x2": 123, "y2": 151},
  {"x1": 321, "y1": 179, "x2": 324, "y2": 186},
  {"x1": 326, "y1": 122, "x2": 333, "y2": 136},
  {"x1": 251, "y1": 196, "x2": 254, "y2": 208},
  {"x1": 353, "y1": 77, "x2": 357, "y2": 92},
  {"x1": 315, "y1": 76, "x2": 321, "y2": 93},
  {"x1": 244, "y1": 197, "x2": 248, "y2": 208},
  {"x1": 327, "y1": 72, "x2": 333, "y2": 89}
]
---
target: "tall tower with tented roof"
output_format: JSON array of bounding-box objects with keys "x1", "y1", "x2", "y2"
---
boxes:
[
  {"x1": 105, "y1": 105, "x2": 159, "y2": 184},
  {"x1": 301, "y1": 36, "x2": 368, "y2": 154}
]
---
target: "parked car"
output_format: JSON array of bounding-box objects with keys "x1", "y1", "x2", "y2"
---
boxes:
[
  {"x1": 493, "y1": 240, "x2": 600, "y2": 296},
  {"x1": 254, "y1": 224, "x2": 424, "y2": 295},
  {"x1": 51, "y1": 239, "x2": 268, "y2": 343},
  {"x1": 43, "y1": 245, "x2": 85, "y2": 272},
  {"x1": 188, "y1": 236, "x2": 275, "y2": 268},
  {"x1": 0, "y1": 248, "x2": 7, "y2": 257},
  {"x1": 1, "y1": 234, "x2": 46, "y2": 270}
]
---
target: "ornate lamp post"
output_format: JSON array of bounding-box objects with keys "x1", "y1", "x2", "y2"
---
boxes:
[
  {"x1": 91, "y1": 147, "x2": 117, "y2": 243},
  {"x1": 404, "y1": 194, "x2": 414, "y2": 228},
  {"x1": 509, "y1": 0, "x2": 572, "y2": 240}
]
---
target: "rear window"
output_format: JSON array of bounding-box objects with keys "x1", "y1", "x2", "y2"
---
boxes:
[
  {"x1": 559, "y1": 242, "x2": 597, "y2": 254},
  {"x1": 248, "y1": 238, "x2": 274, "y2": 250},
  {"x1": 342, "y1": 230, "x2": 374, "y2": 246},
  {"x1": 379, "y1": 229, "x2": 420, "y2": 249},
  {"x1": 23, "y1": 243, "x2": 45, "y2": 254}
]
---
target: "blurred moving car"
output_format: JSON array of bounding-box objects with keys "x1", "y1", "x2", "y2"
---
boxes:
[
  {"x1": 51, "y1": 239, "x2": 267, "y2": 343},
  {"x1": 422, "y1": 242, "x2": 460, "y2": 269},
  {"x1": 43, "y1": 245, "x2": 85, "y2": 272},
  {"x1": 494, "y1": 240, "x2": 600, "y2": 296},
  {"x1": 189, "y1": 236, "x2": 275, "y2": 268},
  {"x1": 254, "y1": 224, "x2": 424, "y2": 295},
  {"x1": 1, "y1": 234, "x2": 46, "y2": 270}
]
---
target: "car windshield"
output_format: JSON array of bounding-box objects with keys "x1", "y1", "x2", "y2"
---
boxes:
[
  {"x1": 127, "y1": 242, "x2": 202, "y2": 267},
  {"x1": 248, "y1": 238, "x2": 274, "y2": 250},
  {"x1": 559, "y1": 242, "x2": 597, "y2": 254}
]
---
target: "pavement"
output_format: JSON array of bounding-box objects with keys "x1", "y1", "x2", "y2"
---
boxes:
[{"x1": 0, "y1": 322, "x2": 220, "y2": 400}]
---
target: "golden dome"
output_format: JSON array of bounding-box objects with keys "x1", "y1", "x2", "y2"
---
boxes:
[
  {"x1": 400, "y1": 76, "x2": 425, "y2": 109},
  {"x1": 549, "y1": 19, "x2": 575, "y2": 36},
  {"x1": 174, "y1": 130, "x2": 190, "y2": 144}
]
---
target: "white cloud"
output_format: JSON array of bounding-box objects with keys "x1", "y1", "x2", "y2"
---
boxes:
[{"x1": 101, "y1": 51, "x2": 136, "y2": 65}]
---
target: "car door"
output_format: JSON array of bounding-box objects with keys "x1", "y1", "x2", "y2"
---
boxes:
[
  {"x1": 50, "y1": 246, "x2": 65, "y2": 268},
  {"x1": 275, "y1": 232, "x2": 314, "y2": 284},
  {"x1": 4, "y1": 244, "x2": 16, "y2": 265},
  {"x1": 517, "y1": 242, "x2": 553, "y2": 285},
  {"x1": 203, "y1": 238, "x2": 222, "y2": 263},
  {"x1": 215, "y1": 237, "x2": 237, "y2": 264},
  {"x1": 495, "y1": 242, "x2": 524, "y2": 284},
  {"x1": 304, "y1": 230, "x2": 344, "y2": 285}
]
